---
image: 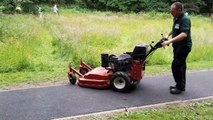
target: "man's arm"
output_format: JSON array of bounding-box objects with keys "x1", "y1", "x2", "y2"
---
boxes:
[
  {"x1": 162, "y1": 32, "x2": 187, "y2": 47},
  {"x1": 166, "y1": 31, "x2": 172, "y2": 39}
]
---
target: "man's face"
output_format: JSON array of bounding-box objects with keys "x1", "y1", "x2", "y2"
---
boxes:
[{"x1": 171, "y1": 5, "x2": 180, "y2": 18}]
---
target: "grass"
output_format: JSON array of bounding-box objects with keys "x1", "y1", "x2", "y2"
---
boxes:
[
  {"x1": 0, "y1": 7, "x2": 213, "y2": 88},
  {"x1": 0, "y1": 71, "x2": 63, "y2": 89},
  {"x1": 109, "y1": 100, "x2": 213, "y2": 120},
  {"x1": 146, "y1": 61, "x2": 213, "y2": 76},
  {"x1": 0, "y1": 7, "x2": 213, "y2": 120}
]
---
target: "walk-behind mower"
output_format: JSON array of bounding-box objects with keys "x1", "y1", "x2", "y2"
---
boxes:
[{"x1": 68, "y1": 35, "x2": 168, "y2": 92}]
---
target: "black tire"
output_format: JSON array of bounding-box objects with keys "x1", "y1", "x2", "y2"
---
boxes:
[
  {"x1": 79, "y1": 67, "x2": 89, "y2": 75},
  {"x1": 69, "y1": 73, "x2": 77, "y2": 85},
  {"x1": 110, "y1": 72, "x2": 131, "y2": 92}
]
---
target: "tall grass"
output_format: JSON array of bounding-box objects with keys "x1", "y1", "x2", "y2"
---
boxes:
[
  {"x1": 0, "y1": 14, "x2": 55, "y2": 73},
  {"x1": 47, "y1": 11, "x2": 213, "y2": 67},
  {"x1": 0, "y1": 9, "x2": 213, "y2": 86}
]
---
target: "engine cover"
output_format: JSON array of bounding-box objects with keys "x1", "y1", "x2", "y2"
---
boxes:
[{"x1": 109, "y1": 54, "x2": 132, "y2": 72}]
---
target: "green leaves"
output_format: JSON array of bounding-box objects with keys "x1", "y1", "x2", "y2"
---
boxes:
[
  {"x1": 2, "y1": 0, "x2": 16, "y2": 14},
  {"x1": 78, "y1": 0, "x2": 171, "y2": 13}
]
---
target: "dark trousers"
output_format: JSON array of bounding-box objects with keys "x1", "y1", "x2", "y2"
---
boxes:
[{"x1": 172, "y1": 45, "x2": 190, "y2": 90}]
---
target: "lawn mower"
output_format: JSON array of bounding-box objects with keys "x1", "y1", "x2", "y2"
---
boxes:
[{"x1": 68, "y1": 35, "x2": 168, "y2": 92}]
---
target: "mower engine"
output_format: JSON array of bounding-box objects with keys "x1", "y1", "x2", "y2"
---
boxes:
[
  {"x1": 101, "y1": 44, "x2": 147, "y2": 72},
  {"x1": 109, "y1": 54, "x2": 132, "y2": 72}
]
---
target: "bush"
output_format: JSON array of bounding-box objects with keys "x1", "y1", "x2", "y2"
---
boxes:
[
  {"x1": 2, "y1": 0, "x2": 16, "y2": 14},
  {"x1": 2, "y1": 0, "x2": 38, "y2": 14},
  {"x1": 78, "y1": 0, "x2": 170, "y2": 13},
  {"x1": 21, "y1": 1, "x2": 37, "y2": 14},
  {"x1": 0, "y1": 4, "x2": 5, "y2": 12}
]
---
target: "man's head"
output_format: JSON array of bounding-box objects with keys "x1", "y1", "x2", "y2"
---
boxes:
[{"x1": 171, "y1": 2, "x2": 184, "y2": 18}]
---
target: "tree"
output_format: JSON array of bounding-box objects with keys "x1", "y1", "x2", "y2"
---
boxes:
[
  {"x1": 2, "y1": 0, "x2": 17, "y2": 14},
  {"x1": 203, "y1": 0, "x2": 213, "y2": 14},
  {"x1": 169, "y1": 0, "x2": 207, "y2": 14},
  {"x1": 78, "y1": 0, "x2": 170, "y2": 12},
  {"x1": 20, "y1": 0, "x2": 37, "y2": 14}
]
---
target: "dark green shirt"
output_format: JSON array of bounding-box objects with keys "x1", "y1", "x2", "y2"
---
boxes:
[{"x1": 172, "y1": 14, "x2": 192, "y2": 49}]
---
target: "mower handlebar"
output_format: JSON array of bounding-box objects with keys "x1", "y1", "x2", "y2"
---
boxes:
[
  {"x1": 152, "y1": 37, "x2": 168, "y2": 49},
  {"x1": 144, "y1": 35, "x2": 168, "y2": 62}
]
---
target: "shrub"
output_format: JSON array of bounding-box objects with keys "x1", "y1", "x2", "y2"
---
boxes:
[
  {"x1": 21, "y1": 0, "x2": 37, "y2": 14},
  {"x1": 2, "y1": 0, "x2": 16, "y2": 14},
  {"x1": 78, "y1": 0, "x2": 170, "y2": 13}
]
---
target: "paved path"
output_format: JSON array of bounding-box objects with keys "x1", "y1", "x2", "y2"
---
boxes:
[{"x1": 0, "y1": 70, "x2": 213, "y2": 120}]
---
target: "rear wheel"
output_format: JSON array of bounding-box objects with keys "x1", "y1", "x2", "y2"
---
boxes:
[
  {"x1": 110, "y1": 72, "x2": 131, "y2": 92},
  {"x1": 69, "y1": 72, "x2": 77, "y2": 85}
]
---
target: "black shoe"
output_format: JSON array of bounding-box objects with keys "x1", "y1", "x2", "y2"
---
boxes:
[
  {"x1": 170, "y1": 88, "x2": 183, "y2": 94},
  {"x1": 169, "y1": 86, "x2": 185, "y2": 91},
  {"x1": 169, "y1": 86, "x2": 176, "y2": 90}
]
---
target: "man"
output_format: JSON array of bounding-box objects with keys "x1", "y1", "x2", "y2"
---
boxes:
[
  {"x1": 53, "y1": 4, "x2": 59, "y2": 14},
  {"x1": 37, "y1": 6, "x2": 43, "y2": 18},
  {"x1": 162, "y1": 2, "x2": 192, "y2": 94}
]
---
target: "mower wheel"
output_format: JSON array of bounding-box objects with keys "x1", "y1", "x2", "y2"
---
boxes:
[
  {"x1": 110, "y1": 72, "x2": 131, "y2": 92},
  {"x1": 69, "y1": 72, "x2": 77, "y2": 85},
  {"x1": 79, "y1": 67, "x2": 89, "y2": 75}
]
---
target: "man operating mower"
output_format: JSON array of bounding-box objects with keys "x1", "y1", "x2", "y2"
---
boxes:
[{"x1": 162, "y1": 2, "x2": 192, "y2": 94}]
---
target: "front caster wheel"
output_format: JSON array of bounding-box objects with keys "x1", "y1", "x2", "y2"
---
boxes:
[{"x1": 68, "y1": 72, "x2": 77, "y2": 85}]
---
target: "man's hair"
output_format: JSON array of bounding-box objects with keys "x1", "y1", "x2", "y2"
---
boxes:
[{"x1": 172, "y1": 2, "x2": 183, "y2": 11}]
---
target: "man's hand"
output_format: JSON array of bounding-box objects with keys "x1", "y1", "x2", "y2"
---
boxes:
[{"x1": 162, "y1": 40, "x2": 172, "y2": 48}]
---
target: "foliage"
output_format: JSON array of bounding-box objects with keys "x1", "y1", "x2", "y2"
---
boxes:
[
  {"x1": 203, "y1": 0, "x2": 213, "y2": 13},
  {"x1": 30, "y1": 0, "x2": 76, "y2": 4},
  {"x1": 183, "y1": 0, "x2": 208, "y2": 14},
  {"x1": 21, "y1": 0, "x2": 37, "y2": 14},
  {"x1": 1, "y1": 0, "x2": 212, "y2": 14},
  {"x1": 1, "y1": 10, "x2": 213, "y2": 73},
  {"x1": 76, "y1": 0, "x2": 210, "y2": 14},
  {"x1": 2, "y1": 0, "x2": 38, "y2": 14},
  {"x1": 2, "y1": 0, "x2": 16, "y2": 14},
  {"x1": 1, "y1": 7, "x2": 213, "y2": 87},
  {"x1": 168, "y1": 0, "x2": 211, "y2": 14},
  {"x1": 78, "y1": 0, "x2": 170, "y2": 13}
]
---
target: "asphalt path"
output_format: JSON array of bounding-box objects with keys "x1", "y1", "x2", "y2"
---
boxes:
[{"x1": 0, "y1": 70, "x2": 213, "y2": 120}]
